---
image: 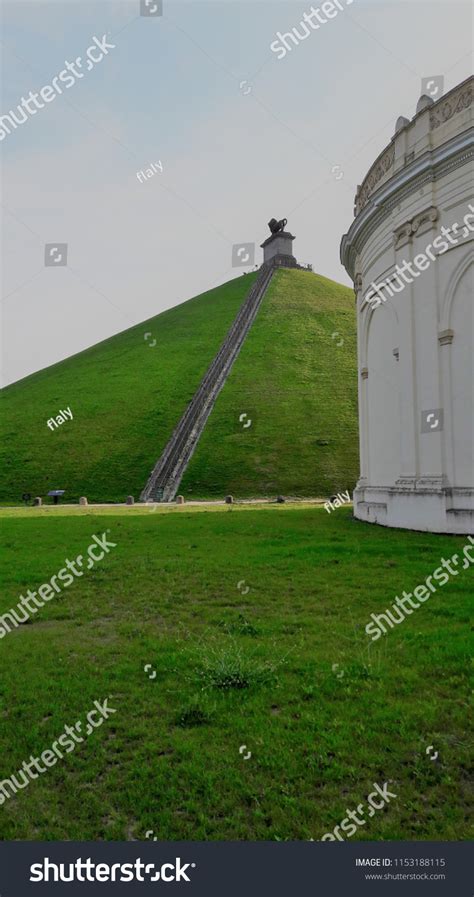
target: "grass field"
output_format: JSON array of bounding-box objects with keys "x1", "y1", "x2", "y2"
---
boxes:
[
  {"x1": 0, "y1": 505, "x2": 470, "y2": 841},
  {"x1": 0, "y1": 269, "x2": 358, "y2": 504}
]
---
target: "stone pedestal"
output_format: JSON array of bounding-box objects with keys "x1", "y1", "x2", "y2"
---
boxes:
[{"x1": 260, "y1": 231, "x2": 297, "y2": 268}]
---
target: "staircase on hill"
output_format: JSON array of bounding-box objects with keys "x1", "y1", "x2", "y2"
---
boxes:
[{"x1": 140, "y1": 265, "x2": 275, "y2": 503}]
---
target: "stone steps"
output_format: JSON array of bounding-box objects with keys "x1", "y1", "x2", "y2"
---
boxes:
[{"x1": 140, "y1": 265, "x2": 275, "y2": 503}]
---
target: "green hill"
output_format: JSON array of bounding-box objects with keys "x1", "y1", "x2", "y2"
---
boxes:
[
  {"x1": 0, "y1": 268, "x2": 358, "y2": 503},
  {"x1": 182, "y1": 269, "x2": 359, "y2": 498}
]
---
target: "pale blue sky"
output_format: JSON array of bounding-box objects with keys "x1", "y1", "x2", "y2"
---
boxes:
[{"x1": 1, "y1": 0, "x2": 472, "y2": 384}]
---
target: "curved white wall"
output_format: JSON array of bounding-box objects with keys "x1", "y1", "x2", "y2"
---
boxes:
[{"x1": 341, "y1": 77, "x2": 473, "y2": 533}]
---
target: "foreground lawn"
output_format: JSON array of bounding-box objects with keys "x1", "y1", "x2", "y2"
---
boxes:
[{"x1": 0, "y1": 507, "x2": 471, "y2": 841}]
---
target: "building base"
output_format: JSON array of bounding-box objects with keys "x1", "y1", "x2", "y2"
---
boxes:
[
  {"x1": 264, "y1": 253, "x2": 299, "y2": 269},
  {"x1": 354, "y1": 482, "x2": 474, "y2": 534}
]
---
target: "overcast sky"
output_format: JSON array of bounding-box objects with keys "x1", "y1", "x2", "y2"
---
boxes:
[{"x1": 1, "y1": 0, "x2": 471, "y2": 385}]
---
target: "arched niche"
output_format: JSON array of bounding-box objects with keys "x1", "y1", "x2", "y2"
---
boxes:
[{"x1": 365, "y1": 299, "x2": 400, "y2": 486}]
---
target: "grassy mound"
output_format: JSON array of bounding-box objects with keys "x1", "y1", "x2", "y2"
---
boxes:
[
  {"x1": 0, "y1": 268, "x2": 358, "y2": 503},
  {"x1": 182, "y1": 268, "x2": 358, "y2": 498},
  {"x1": 0, "y1": 274, "x2": 257, "y2": 504}
]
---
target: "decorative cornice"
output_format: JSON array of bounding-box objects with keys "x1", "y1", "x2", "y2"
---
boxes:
[
  {"x1": 341, "y1": 129, "x2": 473, "y2": 278},
  {"x1": 430, "y1": 80, "x2": 473, "y2": 130},
  {"x1": 353, "y1": 78, "x2": 472, "y2": 216},
  {"x1": 354, "y1": 78, "x2": 472, "y2": 215},
  {"x1": 354, "y1": 144, "x2": 395, "y2": 215},
  {"x1": 342, "y1": 78, "x2": 474, "y2": 278}
]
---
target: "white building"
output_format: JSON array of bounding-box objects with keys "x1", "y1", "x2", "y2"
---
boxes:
[{"x1": 341, "y1": 77, "x2": 473, "y2": 533}]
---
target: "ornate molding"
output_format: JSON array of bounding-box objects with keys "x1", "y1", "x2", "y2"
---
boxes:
[
  {"x1": 341, "y1": 122, "x2": 473, "y2": 279},
  {"x1": 438, "y1": 329, "x2": 454, "y2": 346},
  {"x1": 355, "y1": 144, "x2": 395, "y2": 215},
  {"x1": 394, "y1": 205, "x2": 439, "y2": 248},
  {"x1": 430, "y1": 80, "x2": 473, "y2": 130},
  {"x1": 395, "y1": 477, "x2": 417, "y2": 489},
  {"x1": 416, "y1": 476, "x2": 448, "y2": 491},
  {"x1": 394, "y1": 221, "x2": 413, "y2": 249},
  {"x1": 412, "y1": 205, "x2": 439, "y2": 234}
]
